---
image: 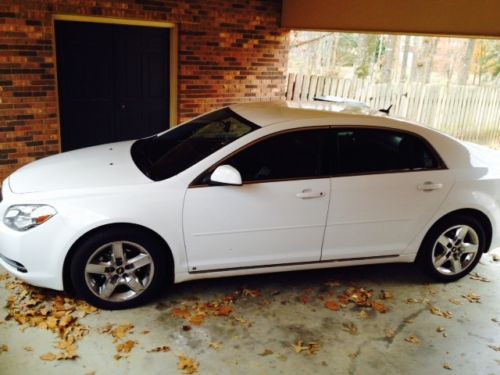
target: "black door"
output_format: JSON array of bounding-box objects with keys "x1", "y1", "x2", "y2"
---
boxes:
[{"x1": 55, "y1": 21, "x2": 170, "y2": 151}]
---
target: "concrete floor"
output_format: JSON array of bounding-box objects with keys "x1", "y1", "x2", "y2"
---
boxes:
[{"x1": 1, "y1": 252, "x2": 499, "y2": 375}]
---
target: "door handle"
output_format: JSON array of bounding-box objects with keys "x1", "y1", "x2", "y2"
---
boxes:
[
  {"x1": 296, "y1": 189, "x2": 325, "y2": 199},
  {"x1": 417, "y1": 181, "x2": 443, "y2": 192}
]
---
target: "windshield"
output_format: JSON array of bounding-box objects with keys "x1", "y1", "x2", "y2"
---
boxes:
[{"x1": 131, "y1": 108, "x2": 259, "y2": 181}]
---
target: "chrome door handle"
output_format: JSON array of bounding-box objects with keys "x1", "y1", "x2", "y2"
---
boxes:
[
  {"x1": 296, "y1": 189, "x2": 325, "y2": 199},
  {"x1": 417, "y1": 181, "x2": 443, "y2": 191}
]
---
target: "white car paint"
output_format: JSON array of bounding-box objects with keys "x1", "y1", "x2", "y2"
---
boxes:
[{"x1": 0, "y1": 100, "x2": 499, "y2": 292}]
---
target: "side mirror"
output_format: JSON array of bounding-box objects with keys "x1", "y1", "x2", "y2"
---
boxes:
[{"x1": 210, "y1": 165, "x2": 242, "y2": 186}]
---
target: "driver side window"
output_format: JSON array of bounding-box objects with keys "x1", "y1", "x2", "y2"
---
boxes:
[{"x1": 223, "y1": 128, "x2": 330, "y2": 183}]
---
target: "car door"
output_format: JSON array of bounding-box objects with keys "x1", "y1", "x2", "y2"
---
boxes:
[
  {"x1": 321, "y1": 128, "x2": 455, "y2": 261},
  {"x1": 183, "y1": 128, "x2": 331, "y2": 272}
]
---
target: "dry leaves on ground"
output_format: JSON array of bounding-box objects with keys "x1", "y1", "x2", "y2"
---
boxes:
[
  {"x1": 462, "y1": 293, "x2": 481, "y2": 303},
  {"x1": 342, "y1": 322, "x2": 359, "y2": 335},
  {"x1": 292, "y1": 341, "x2": 320, "y2": 355},
  {"x1": 148, "y1": 346, "x2": 171, "y2": 353},
  {"x1": 259, "y1": 349, "x2": 273, "y2": 356},
  {"x1": 469, "y1": 272, "x2": 490, "y2": 282},
  {"x1": 1, "y1": 278, "x2": 98, "y2": 361},
  {"x1": 0, "y1": 345, "x2": 8, "y2": 354},
  {"x1": 170, "y1": 296, "x2": 235, "y2": 326},
  {"x1": 430, "y1": 306, "x2": 453, "y2": 319},
  {"x1": 488, "y1": 345, "x2": 500, "y2": 352},
  {"x1": 116, "y1": 340, "x2": 136, "y2": 354},
  {"x1": 443, "y1": 363, "x2": 453, "y2": 370},
  {"x1": 242, "y1": 288, "x2": 261, "y2": 298},
  {"x1": 449, "y1": 298, "x2": 463, "y2": 305},
  {"x1": 404, "y1": 335, "x2": 420, "y2": 344},
  {"x1": 324, "y1": 301, "x2": 340, "y2": 311},
  {"x1": 177, "y1": 354, "x2": 199, "y2": 374},
  {"x1": 208, "y1": 342, "x2": 223, "y2": 350},
  {"x1": 380, "y1": 290, "x2": 393, "y2": 300},
  {"x1": 333, "y1": 287, "x2": 390, "y2": 313},
  {"x1": 384, "y1": 328, "x2": 395, "y2": 338}
]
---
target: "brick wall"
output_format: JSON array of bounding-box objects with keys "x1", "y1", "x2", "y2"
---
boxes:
[{"x1": 0, "y1": 0, "x2": 289, "y2": 181}]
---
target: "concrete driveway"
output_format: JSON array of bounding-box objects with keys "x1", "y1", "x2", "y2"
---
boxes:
[{"x1": 1, "y1": 253, "x2": 499, "y2": 375}]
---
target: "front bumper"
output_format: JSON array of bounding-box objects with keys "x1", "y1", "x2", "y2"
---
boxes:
[{"x1": 0, "y1": 216, "x2": 67, "y2": 290}]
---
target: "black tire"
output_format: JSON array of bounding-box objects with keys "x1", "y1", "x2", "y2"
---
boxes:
[
  {"x1": 417, "y1": 215, "x2": 485, "y2": 282},
  {"x1": 69, "y1": 227, "x2": 171, "y2": 310}
]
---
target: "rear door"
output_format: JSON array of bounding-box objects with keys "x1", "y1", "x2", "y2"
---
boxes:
[{"x1": 321, "y1": 128, "x2": 455, "y2": 260}]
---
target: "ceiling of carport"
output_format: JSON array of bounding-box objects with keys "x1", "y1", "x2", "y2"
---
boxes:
[{"x1": 282, "y1": 0, "x2": 500, "y2": 37}]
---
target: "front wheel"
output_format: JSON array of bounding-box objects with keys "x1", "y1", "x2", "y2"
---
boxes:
[
  {"x1": 417, "y1": 215, "x2": 485, "y2": 282},
  {"x1": 70, "y1": 228, "x2": 170, "y2": 309}
]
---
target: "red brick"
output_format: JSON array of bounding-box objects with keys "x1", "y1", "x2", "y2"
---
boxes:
[{"x1": 0, "y1": 0, "x2": 289, "y2": 181}]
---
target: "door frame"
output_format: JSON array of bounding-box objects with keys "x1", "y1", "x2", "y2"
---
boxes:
[{"x1": 52, "y1": 14, "x2": 178, "y2": 153}]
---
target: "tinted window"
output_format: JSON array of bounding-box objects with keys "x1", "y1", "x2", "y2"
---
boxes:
[
  {"x1": 210, "y1": 129, "x2": 330, "y2": 183},
  {"x1": 131, "y1": 108, "x2": 258, "y2": 181},
  {"x1": 335, "y1": 129, "x2": 440, "y2": 175}
]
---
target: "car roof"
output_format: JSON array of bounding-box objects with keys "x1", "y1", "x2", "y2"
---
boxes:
[
  {"x1": 229, "y1": 100, "x2": 477, "y2": 170},
  {"x1": 229, "y1": 100, "x2": 399, "y2": 127}
]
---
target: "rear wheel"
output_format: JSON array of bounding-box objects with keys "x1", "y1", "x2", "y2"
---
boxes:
[
  {"x1": 418, "y1": 215, "x2": 485, "y2": 282},
  {"x1": 70, "y1": 227, "x2": 170, "y2": 309}
]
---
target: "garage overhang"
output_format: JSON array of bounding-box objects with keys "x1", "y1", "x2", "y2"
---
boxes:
[{"x1": 282, "y1": 0, "x2": 500, "y2": 37}]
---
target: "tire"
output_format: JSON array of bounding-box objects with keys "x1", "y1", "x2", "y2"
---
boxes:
[
  {"x1": 69, "y1": 227, "x2": 171, "y2": 310},
  {"x1": 417, "y1": 215, "x2": 485, "y2": 282}
]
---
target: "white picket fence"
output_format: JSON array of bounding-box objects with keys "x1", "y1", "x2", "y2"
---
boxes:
[{"x1": 286, "y1": 74, "x2": 500, "y2": 147}]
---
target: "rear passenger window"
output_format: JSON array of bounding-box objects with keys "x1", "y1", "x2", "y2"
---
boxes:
[{"x1": 334, "y1": 129, "x2": 441, "y2": 175}]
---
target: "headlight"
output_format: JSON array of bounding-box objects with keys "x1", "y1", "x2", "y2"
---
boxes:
[{"x1": 3, "y1": 205, "x2": 57, "y2": 231}]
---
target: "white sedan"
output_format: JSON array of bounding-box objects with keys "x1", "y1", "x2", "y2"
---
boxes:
[{"x1": 1, "y1": 101, "x2": 499, "y2": 309}]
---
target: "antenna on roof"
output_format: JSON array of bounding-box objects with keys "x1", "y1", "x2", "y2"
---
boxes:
[{"x1": 379, "y1": 104, "x2": 393, "y2": 115}]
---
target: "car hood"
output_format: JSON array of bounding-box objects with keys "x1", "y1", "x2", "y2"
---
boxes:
[{"x1": 8, "y1": 141, "x2": 151, "y2": 194}]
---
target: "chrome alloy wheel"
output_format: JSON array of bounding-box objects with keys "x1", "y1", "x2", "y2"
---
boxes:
[
  {"x1": 431, "y1": 225, "x2": 480, "y2": 275},
  {"x1": 84, "y1": 241, "x2": 155, "y2": 302}
]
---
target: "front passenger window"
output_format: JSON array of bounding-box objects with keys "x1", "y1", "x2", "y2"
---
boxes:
[{"x1": 224, "y1": 129, "x2": 330, "y2": 183}]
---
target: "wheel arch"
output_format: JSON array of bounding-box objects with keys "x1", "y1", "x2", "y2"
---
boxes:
[
  {"x1": 425, "y1": 208, "x2": 493, "y2": 253},
  {"x1": 62, "y1": 222, "x2": 174, "y2": 292}
]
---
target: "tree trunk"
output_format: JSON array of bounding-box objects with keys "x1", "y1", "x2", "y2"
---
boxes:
[
  {"x1": 380, "y1": 35, "x2": 397, "y2": 83},
  {"x1": 399, "y1": 36, "x2": 411, "y2": 82},
  {"x1": 457, "y1": 39, "x2": 476, "y2": 85}
]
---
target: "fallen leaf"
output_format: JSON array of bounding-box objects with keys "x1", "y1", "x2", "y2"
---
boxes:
[
  {"x1": 292, "y1": 340, "x2": 309, "y2": 353},
  {"x1": 24, "y1": 346, "x2": 33, "y2": 352},
  {"x1": 469, "y1": 272, "x2": 490, "y2": 282},
  {"x1": 324, "y1": 301, "x2": 340, "y2": 311},
  {"x1": 430, "y1": 306, "x2": 453, "y2": 319},
  {"x1": 299, "y1": 295, "x2": 309, "y2": 304},
  {"x1": 177, "y1": 354, "x2": 199, "y2": 374},
  {"x1": 0, "y1": 345, "x2": 8, "y2": 353},
  {"x1": 371, "y1": 301, "x2": 389, "y2": 313},
  {"x1": 406, "y1": 298, "x2": 421, "y2": 304},
  {"x1": 449, "y1": 298, "x2": 463, "y2": 305},
  {"x1": 208, "y1": 342, "x2": 223, "y2": 350},
  {"x1": 404, "y1": 335, "x2": 420, "y2": 344},
  {"x1": 358, "y1": 310, "x2": 369, "y2": 319},
  {"x1": 116, "y1": 340, "x2": 136, "y2": 353},
  {"x1": 342, "y1": 322, "x2": 358, "y2": 335},
  {"x1": 443, "y1": 363, "x2": 452, "y2": 370},
  {"x1": 259, "y1": 349, "x2": 273, "y2": 356},
  {"x1": 242, "y1": 288, "x2": 261, "y2": 298},
  {"x1": 148, "y1": 346, "x2": 171, "y2": 353},
  {"x1": 40, "y1": 352, "x2": 57, "y2": 361},
  {"x1": 488, "y1": 345, "x2": 500, "y2": 352},
  {"x1": 462, "y1": 293, "x2": 481, "y2": 303},
  {"x1": 380, "y1": 290, "x2": 393, "y2": 300},
  {"x1": 213, "y1": 305, "x2": 233, "y2": 317},
  {"x1": 189, "y1": 314, "x2": 205, "y2": 325},
  {"x1": 111, "y1": 323, "x2": 134, "y2": 341},
  {"x1": 172, "y1": 308, "x2": 191, "y2": 320},
  {"x1": 436, "y1": 326, "x2": 446, "y2": 333},
  {"x1": 291, "y1": 341, "x2": 320, "y2": 355},
  {"x1": 113, "y1": 354, "x2": 124, "y2": 361},
  {"x1": 385, "y1": 328, "x2": 395, "y2": 338}
]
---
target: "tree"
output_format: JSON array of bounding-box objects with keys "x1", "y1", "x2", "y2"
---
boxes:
[{"x1": 457, "y1": 39, "x2": 475, "y2": 85}]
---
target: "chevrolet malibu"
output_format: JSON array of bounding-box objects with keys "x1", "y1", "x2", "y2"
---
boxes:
[{"x1": 1, "y1": 101, "x2": 499, "y2": 309}]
